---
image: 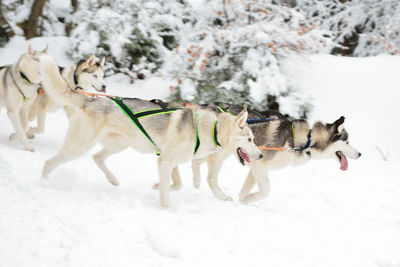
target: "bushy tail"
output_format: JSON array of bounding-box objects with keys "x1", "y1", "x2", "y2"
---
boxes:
[{"x1": 39, "y1": 54, "x2": 84, "y2": 108}]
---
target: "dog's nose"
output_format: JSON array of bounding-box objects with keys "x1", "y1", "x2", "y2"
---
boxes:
[
  {"x1": 258, "y1": 154, "x2": 263, "y2": 159},
  {"x1": 102, "y1": 85, "x2": 106, "y2": 90},
  {"x1": 358, "y1": 152, "x2": 362, "y2": 158}
]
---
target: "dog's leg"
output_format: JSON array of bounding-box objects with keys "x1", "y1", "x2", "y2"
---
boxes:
[
  {"x1": 239, "y1": 171, "x2": 256, "y2": 202},
  {"x1": 19, "y1": 108, "x2": 34, "y2": 139},
  {"x1": 7, "y1": 109, "x2": 34, "y2": 152},
  {"x1": 93, "y1": 146, "x2": 126, "y2": 186},
  {"x1": 206, "y1": 153, "x2": 233, "y2": 201},
  {"x1": 170, "y1": 166, "x2": 182, "y2": 190},
  {"x1": 240, "y1": 164, "x2": 270, "y2": 204},
  {"x1": 157, "y1": 158, "x2": 174, "y2": 208},
  {"x1": 192, "y1": 157, "x2": 207, "y2": 189},
  {"x1": 28, "y1": 105, "x2": 46, "y2": 135},
  {"x1": 42, "y1": 121, "x2": 97, "y2": 179},
  {"x1": 152, "y1": 166, "x2": 182, "y2": 191}
]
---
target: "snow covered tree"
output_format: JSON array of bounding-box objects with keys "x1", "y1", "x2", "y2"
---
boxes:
[
  {"x1": 167, "y1": 0, "x2": 330, "y2": 118},
  {"x1": 294, "y1": 0, "x2": 400, "y2": 56},
  {"x1": 67, "y1": 0, "x2": 194, "y2": 80}
]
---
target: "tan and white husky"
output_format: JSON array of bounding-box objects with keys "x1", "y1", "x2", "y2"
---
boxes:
[
  {"x1": 27, "y1": 55, "x2": 106, "y2": 136},
  {"x1": 37, "y1": 53, "x2": 263, "y2": 207},
  {"x1": 0, "y1": 45, "x2": 45, "y2": 151}
]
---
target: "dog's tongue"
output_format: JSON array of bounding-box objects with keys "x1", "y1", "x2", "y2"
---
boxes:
[
  {"x1": 339, "y1": 152, "x2": 348, "y2": 171},
  {"x1": 240, "y1": 149, "x2": 250, "y2": 163}
]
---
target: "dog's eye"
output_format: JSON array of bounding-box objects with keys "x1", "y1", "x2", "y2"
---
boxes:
[
  {"x1": 93, "y1": 74, "x2": 98, "y2": 78},
  {"x1": 248, "y1": 138, "x2": 252, "y2": 142}
]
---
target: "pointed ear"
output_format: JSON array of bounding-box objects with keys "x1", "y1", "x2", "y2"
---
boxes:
[
  {"x1": 234, "y1": 107, "x2": 248, "y2": 129},
  {"x1": 100, "y1": 56, "x2": 105, "y2": 67},
  {"x1": 42, "y1": 44, "x2": 48, "y2": 53},
  {"x1": 28, "y1": 44, "x2": 34, "y2": 55},
  {"x1": 87, "y1": 54, "x2": 96, "y2": 66},
  {"x1": 332, "y1": 116, "x2": 345, "y2": 132}
]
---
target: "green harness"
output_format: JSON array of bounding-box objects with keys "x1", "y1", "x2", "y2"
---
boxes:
[{"x1": 110, "y1": 98, "x2": 201, "y2": 156}]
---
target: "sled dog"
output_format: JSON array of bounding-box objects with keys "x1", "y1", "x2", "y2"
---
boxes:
[
  {"x1": 190, "y1": 103, "x2": 362, "y2": 203},
  {"x1": 27, "y1": 55, "x2": 106, "y2": 136},
  {"x1": 0, "y1": 44, "x2": 46, "y2": 151},
  {"x1": 37, "y1": 53, "x2": 263, "y2": 207}
]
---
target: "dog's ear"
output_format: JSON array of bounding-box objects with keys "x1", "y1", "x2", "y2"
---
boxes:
[
  {"x1": 87, "y1": 54, "x2": 96, "y2": 66},
  {"x1": 234, "y1": 107, "x2": 248, "y2": 129},
  {"x1": 42, "y1": 44, "x2": 48, "y2": 53},
  {"x1": 330, "y1": 116, "x2": 345, "y2": 133},
  {"x1": 28, "y1": 44, "x2": 34, "y2": 55},
  {"x1": 100, "y1": 56, "x2": 105, "y2": 67}
]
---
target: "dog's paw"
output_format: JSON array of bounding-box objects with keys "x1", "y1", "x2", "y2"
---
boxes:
[
  {"x1": 193, "y1": 181, "x2": 201, "y2": 189},
  {"x1": 107, "y1": 177, "x2": 119, "y2": 186},
  {"x1": 214, "y1": 191, "x2": 233, "y2": 201},
  {"x1": 152, "y1": 183, "x2": 160, "y2": 190},
  {"x1": 25, "y1": 147, "x2": 35, "y2": 152},
  {"x1": 160, "y1": 200, "x2": 171, "y2": 208},
  {"x1": 153, "y1": 183, "x2": 182, "y2": 191},
  {"x1": 8, "y1": 133, "x2": 16, "y2": 141}
]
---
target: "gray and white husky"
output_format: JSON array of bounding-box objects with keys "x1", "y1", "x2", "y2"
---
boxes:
[
  {"x1": 0, "y1": 45, "x2": 46, "y2": 151},
  {"x1": 190, "y1": 104, "x2": 362, "y2": 203},
  {"x1": 37, "y1": 53, "x2": 263, "y2": 207},
  {"x1": 27, "y1": 55, "x2": 106, "y2": 136}
]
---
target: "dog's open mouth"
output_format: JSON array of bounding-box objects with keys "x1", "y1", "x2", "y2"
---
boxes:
[
  {"x1": 336, "y1": 151, "x2": 348, "y2": 171},
  {"x1": 237, "y1": 147, "x2": 251, "y2": 166}
]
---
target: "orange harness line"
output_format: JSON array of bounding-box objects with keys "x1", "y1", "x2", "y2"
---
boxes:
[
  {"x1": 76, "y1": 90, "x2": 118, "y2": 98},
  {"x1": 258, "y1": 146, "x2": 285, "y2": 151}
]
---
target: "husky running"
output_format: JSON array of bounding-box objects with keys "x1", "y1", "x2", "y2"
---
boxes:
[
  {"x1": 190, "y1": 103, "x2": 361, "y2": 203},
  {"x1": 37, "y1": 53, "x2": 263, "y2": 207},
  {"x1": 27, "y1": 55, "x2": 106, "y2": 136},
  {"x1": 0, "y1": 45, "x2": 46, "y2": 151}
]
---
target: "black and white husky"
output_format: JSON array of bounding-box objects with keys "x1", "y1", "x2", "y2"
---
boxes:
[{"x1": 190, "y1": 104, "x2": 361, "y2": 203}]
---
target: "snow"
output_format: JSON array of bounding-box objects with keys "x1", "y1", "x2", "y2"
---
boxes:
[
  {"x1": 1, "y1": 38, "x2": 400, "y2": 267},
  {"x1": 282, "y1": 54, "x2": 400, "y2": 162}
]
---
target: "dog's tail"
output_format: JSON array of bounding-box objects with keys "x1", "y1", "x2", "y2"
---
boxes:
[{"x1": 39, "y1": 54, "x2": 84, "y2": 108}]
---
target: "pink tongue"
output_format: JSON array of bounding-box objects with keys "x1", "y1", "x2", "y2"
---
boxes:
[
  {"x1": 242, "y1": 151, "x2": 250, "y2": 162},
  {"x1": 339, "y1": 153, "x2": 348, "y2": 171}
]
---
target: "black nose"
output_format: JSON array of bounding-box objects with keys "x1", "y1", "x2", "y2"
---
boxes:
[
  {"x1": 358, "y1": 152, "x2": 362, "y2": 157},
  {"x1": 102, "y1": 85, "x2": 106, "y2": 90},
  {"x1": 259, "y1": 154, "x2": 263, "y2": 159}
]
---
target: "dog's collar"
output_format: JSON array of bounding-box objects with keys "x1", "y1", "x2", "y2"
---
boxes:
[
  {"x1": 8, "y1": 69, "x2": 28, "y2": 101},
  {"x1": 291, "y1": 124, "x2": 312, "y2": 152},
  {"x1": 19, "y1": 71, "x2": 33, "y2": 85},
  {"x1": 212, "y1": 120, "x2": 222, "y2": 147}
]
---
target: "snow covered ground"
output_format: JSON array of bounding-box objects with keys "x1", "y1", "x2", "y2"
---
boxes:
[{"x1": 1, "y1": 38, "x2": 399, "y2": 267}]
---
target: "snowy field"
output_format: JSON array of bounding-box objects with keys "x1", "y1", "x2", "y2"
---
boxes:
[{"x1": 1, "y1": 38, "x2": 400, "y2": 267}]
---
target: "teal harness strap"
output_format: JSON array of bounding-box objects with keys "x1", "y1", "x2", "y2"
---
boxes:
[
  {"x1": 212, "y1": 120, "x2": 221, "y2": 147},
  {"x1": 111, "y1": 98, "x2": 180, "y2": 156},
  {"x1": 217, "y1": 106, "x2": 232, "y2": 115},
  {"x1": 194, "y1": 112, "x2": 200, "y2": 154}
]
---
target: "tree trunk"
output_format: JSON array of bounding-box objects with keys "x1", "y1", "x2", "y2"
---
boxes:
[
  {"x1": 26, "y1": 0, "x2": 46, "y2": 39},
  {"x1": 71, "y1": 0, "x2": 78, "y2": 13},
  {"x1": 0, "y1": 0, "x2": 15, "y2": 39}
]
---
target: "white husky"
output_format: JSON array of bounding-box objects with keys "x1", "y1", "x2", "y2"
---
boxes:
[
  {"x1": 37, "y1": 53, "x2": 263, "y2": 207},
  {"x1": 27, "y1": 55, "x2": 106, "y2": 136},
  {"x1": 0, "y1": 45, "x2": 45, "y2": 151}
]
